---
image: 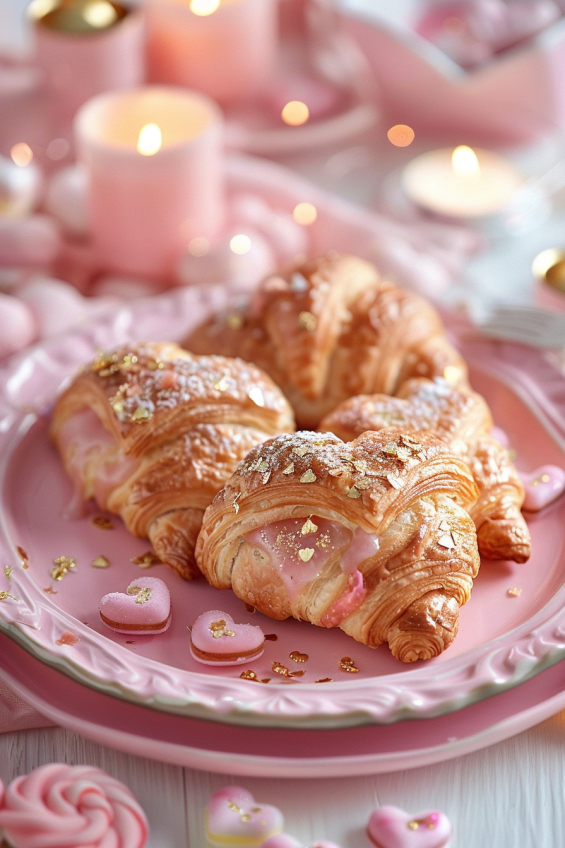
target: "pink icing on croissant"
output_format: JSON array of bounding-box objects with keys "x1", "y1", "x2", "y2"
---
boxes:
[{"x1": 0, "y1": 764, "x2": 148, "y2": 848}]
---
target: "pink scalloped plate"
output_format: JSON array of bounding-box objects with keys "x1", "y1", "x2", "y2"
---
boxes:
[{"x1": 1, "y1": 298, "x2": 565, "y2": 731}]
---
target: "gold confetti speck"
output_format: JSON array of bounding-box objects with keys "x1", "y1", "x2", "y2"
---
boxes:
[
  {"x1": 127, "y1": 586, "x2": 152, "y2": 604},
  {"x1": 272, "y1": 661, "x2": 305, "y2": 678},
  {"x1": 0, "y1": 591, "x2": 18, "y2": 602},
  {"x1": 92, "y1": 516, "x2": 114, "y2": 531},
  {"x1": 298, "y1": 548, "x2": 315, "y2": 562},
  {"x1": 300, "y1": 469, "x2": 316, "y2": 483},
  {"x1": 289, "y1": 650, "x2": 308, "y2": 663},
  {"x1": 91, "y1": 555, "x2": 110, "y2": 569},
  {"x1": 293, "y1": 446, "x2": 308, "y2": 457},
  {"x1": 43, "y1": 587, "x2": 57, "y2": 595},
  {"x1": 4, "y1": 565, "x2": 12, "y2": 580},
  {"x1": 347, "y1": 486, "x2": 361, "y2": 499},
  {"x1": 301, "y1": 518, "x2": 318, "y2": 535},
  {"x1": 315, "y1": 677, "x2": 333, "y2": 683},
  {"x1": 51, "y1": 556, "x2": 77, "y2": 581},
  {"x1": 130, "y1": 552, "x2": 161, "y2": 568},
  {"x1": 131, "y1": 407, "x2": 151, "y2": 423},
  {"x1": 16, "y1": 547, "x2": 28, "y2": 566},
  {"x1": 507, "y1": 586, "x2": 522, "y2": 598},
  {"x1": 340, "y1": 656, "x2": 359, "y2": 673},
  {"x1": 240, "y1": 669, "x2": 259, "y2": 681},
  {"x1": 282, "y1": 462, "x2": 295, "y2": 475}
]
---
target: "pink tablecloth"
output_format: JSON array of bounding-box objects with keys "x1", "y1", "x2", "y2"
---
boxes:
[{"x1": 0, "y1": 678, "x2": 53, "y2": 733}]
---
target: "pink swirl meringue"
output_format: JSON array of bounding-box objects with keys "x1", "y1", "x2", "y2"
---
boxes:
[{"x1": 0, "y1": 763, "x2": 148, "y2": 848}]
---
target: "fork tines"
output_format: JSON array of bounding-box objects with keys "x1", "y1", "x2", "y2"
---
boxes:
[{"x1": 479, "y1": 306, "x2": 565, "y2": 349}]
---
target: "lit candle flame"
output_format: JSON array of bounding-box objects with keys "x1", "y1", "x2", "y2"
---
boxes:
[
  {"x1": 452, "y1": 145, "x2": 481, "y2": 177},
  {"x1": 137, "y1": 124, "x2": 162, "y2": 156},
  {"x1": 189, "y1": 0, "x2": 220, "y2": 15},
  {"x1": 83, "y1": 0, "x2": 118, "y2": 28}
]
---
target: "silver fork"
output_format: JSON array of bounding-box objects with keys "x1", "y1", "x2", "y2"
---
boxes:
[{"x1": 478, "y1": 305, "x2": 565, "y2": 349}]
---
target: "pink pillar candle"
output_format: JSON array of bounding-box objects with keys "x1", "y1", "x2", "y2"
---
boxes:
[
  {"x1": 146, "y1": 0, "x2": 279, "y2": 104},
  {"x1": 29, "y1": 0, "x2": 145, "y2": 122},
  {"x1": 75, "y1": 85, "x2": 225, "y2": 277}
]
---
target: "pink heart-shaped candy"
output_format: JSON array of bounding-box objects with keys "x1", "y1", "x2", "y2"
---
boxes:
[
  {"x1": 519, "y1": 465, "x2": 565, "y2": 511},
  {"x1": 99, "y1": 577, "x2": 171, "y2": 635},
  {"x1": 262, "y1": 835, "x2": 341, "y2": 848},
  {"x1": 190, "y1": 610, "x2": 265, "y2": 666},
  {"x1": 368, "y1": 805, "x2": 452, "y2": 848},
  {"x1": 206, "y1": 786, "x2": 283, "y2": 847}
]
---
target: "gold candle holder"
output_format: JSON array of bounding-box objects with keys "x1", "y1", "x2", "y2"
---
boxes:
[
  {"x1": 532, "y1": 248, "x2": 565, "y2": 311},
  {"x1": 28, "y1": 0, "x2": 130, "y2": 34}
]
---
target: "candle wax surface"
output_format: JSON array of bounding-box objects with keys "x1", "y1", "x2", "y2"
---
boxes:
[{"x1": 401, "y1": 147, "x2": 524, "y2": 218}]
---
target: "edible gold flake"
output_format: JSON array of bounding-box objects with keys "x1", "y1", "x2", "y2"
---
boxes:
[
  {"x1": 407, "y1": 821, "x2": 419, "y2": 831},
  {"x1": 328, "y1": 468, "x2": 343, "y2": 477},
  {"x1": 300, "y1": 469, "x2": 316, "y2": 483},
  {"x1": 248, "y1": 387, "x2": 265, "y2": 407},
  {"x1": 240, "y1": 669, "x2": 259, "y2": 681},
  {"x1": 315, "y1": 678, "x2": 333, "y2": 683},
  {"x1": 249, "y1": 457, "x2": 269, "y2": 472},
  {"x1": 438, "y1": 534, "x2": 455, "y2": 550},
  {"x1": 130, "y1": 551, "x2": 161, "y2": 568},
  {"x1": 16, "y1": 547, "x2": 28, "y2": 567},
  {"x1": 272, "y1": 661, "x2": 304, "y2": 678},
  {"x1": 386, "y1": 474, "x2": 404, "y2": 490},
  {"x1": 289, "y1": 651, "x2": 308, "y2": 663},
  {"x1": 55, "y1": 631, "x2": 79, "y2": 646},
  {"x1": 396, "y1": 447, "x2": 412, "y2": 462},
  {"x1": 439, "y1": 520, "x2": 450, "y2": 532},
  {"x1": 213, "y1": 375, "x2": 229, "y2": 392},
  {"x1": 43, "y1": 587, "x2": 57, "y2": 595},
  {"x1": 283, "y1": 462, "x2": 295, "y2": 475},
  {"x1": 298, "y1": 311, "x2": 317, "y2": 331},
  {"x1": 507, "y1": 586, "x2": 522, "y2": 598},
  {"x1": 384, "y1": 442, "x2": 398, "y2": 456},
  {"x1": 146, "y1": 359, "x2": 164, "y2": 371},
  {"x1": 339, "y1": 656, "x2": 359, "y2": 673},
  {"x1": 51, "y1": 556, "x2": 77, "y2": 581},
  {"x1": 316, "y1": 533, "x2": 330, "y2": 549},
  {"x1": 128, "y1": 587, "x2": 152, "y2": 605},
  {"x1": 347, "y1": 486, "x2": 361, "y2": 499},
  {"x1": 227, "y1": 314, "x2": 243, "y2": 330},
  {"x1": 298, "y1": 548, "x2": 315, "y2": 562},
  {"x1": 264, "y1": 633, "x2": 278, "y2": 641},
  {"x1": 293, "y1": 446, "x2": 308, "y2": 457},
  {"x1": 262, "y1": 471, "x2": 271, "y2": 484},
  {"x1": 209, "y1": 619, "x2": 235, "y2": 638},
  {"x1": 92, "y1": 516, "x2": 114, "y2": 530},
  {"x1": 301, "y1": 518, "x2": 318, "y2": 535},
  {"x1": 131, "y1": 407, "x2": 151, "y2": 423},
  {"x1": 4, "y1": 565, "x2": 12, "y2": 579},
  {"x1": 355, "y1": 478, "x2": 371, "y2": 490},
  {"x1": 0, "y1": 591, "x2": 18, "y2": 602},
  {"x1": 91, "y1": 555, "x2": 110, "y2": 569}
]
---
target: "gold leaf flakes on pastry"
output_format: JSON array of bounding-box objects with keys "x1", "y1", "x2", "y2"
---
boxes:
[
  {"x1": 92, "y1": 516, "x2": 114, "y2": 530},
  {"x1": 301, "y1": 518, "x2": 318, "y2": 535},
  {"x1": 130, "y1": 551, "x2": 161, "y2": 568},
  {"x1": 347, "y1": 486, "x2": 361, "y2": 499},
  {"x1": 293, "y1": 446, "x2": 308, "y2": 457},
  {"x1": 386, "y1": 473, "x2": 404, "y2": 490},
  {"x1": 0, "y1": 591, "x2": 18, "y2": 602},
  {"x1": 249, "y1": 457, "x2": 269, "y2": 472},
  {"x1": 300, "y1": 469, "x2": 317, "y2": 483},
  {"x1": 209, "y1": 619, "x2": 236, "y2": 638},
  {"x1": 353, "y1": 460, "x2": 366, "y2": 473},
  {"x1": 131, "y1": 407, "x2": 151, "y2": 423},
  {"x1": 283, "y1": 462, "x2": 295, "y2": 475},
  {"x1": 396, "y1": 447, "x2": 412, "y2": 462},
  {"x1": 438, "y1": 534, "x2": 455, "y2": 549},
  {"x1": 507, "y1": 586, "x2": 522, "y2": 598},
  {"x1": 355, "y1": 478, "x2": 371, "y2": 490},
  {"x1": 298, "y1": 311, "x2": 317, "y2": 331},
  {"x1": 213, "y1": 375, "x2": 229, "y2": 392},
  {"x1": 384, "y1": 442, "x2": 398, "y2": 456},
  {"x1": 439, "y1": 520, "x2": 450, "y2": 532},
  {"x1": 339, "y1": 656, "x2": 359, "y2": 673},
  {"x1": 3, "y1": 565, "x2": 12, "y2": 579},
  {"x1": 248, "y1": 387, "x2": 265, "y2": 407},
  {"x1": 298, "y1": 548, "x2": 315, "y2": 562},
  {"x1": 51, "y1": 556, "x2": 77, "y2": 581},
  {"x1": 91, "y1": 555, "x2": 110, "y2": 569}
]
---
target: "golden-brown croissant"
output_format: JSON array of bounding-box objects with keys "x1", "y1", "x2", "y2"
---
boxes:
[
  {"x1": 320, "y1": 377, "x2": 531, "y2": 563},
  {"x1": 50, "y1": 341, "x2": 295, "y2": 579},
  {"x1": 185, "y1": 252, "x2": 468, "y2": 429},
  {"x1": 196, "y1": 429, "x2": 481, "y2": 662}
]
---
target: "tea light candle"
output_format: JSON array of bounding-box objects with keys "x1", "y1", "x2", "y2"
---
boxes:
[
  {"x1": 29, "y1": 0, "x2": 145, "y2": 122},
  {"x1": 75, "y1": 86, "x2": 225, "y2": 277},
  {"x1": 401, "y1": 145, "x2": 524, "y2": 218},
  {"x1": 146, "y1": 0, "x2": 278, "y2": 104}
]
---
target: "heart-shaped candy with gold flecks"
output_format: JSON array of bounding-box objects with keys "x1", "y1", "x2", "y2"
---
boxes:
[
  {"x1": 519, "y1": 465, "x2": 565, "y2": 511},
  {"x1": 190, "y1": 610, "x2": 265, "y2": 666},
  {"x1": 206, "y1": 786, "x2": 283, "y2": 847},
  {"x1": 99, "y1": 577, "x2": 171, "y2": 635},
  {"x1": 368, "y1": 805, "x2": 452, "y2": 848}
]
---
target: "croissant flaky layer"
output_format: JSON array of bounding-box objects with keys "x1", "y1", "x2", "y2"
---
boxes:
[
  {"x1": 50, "y1": 341, "x2": 295, "y2": 578},
  {"x1": 320, "y1": 377, "x2": 531, "y2": 563},
  {"x1": 185, "y1": 253, "x2": 468, "y2": 428},
  {"x1": 196, "y1": 430, "x2": 481, "y2": 662}
]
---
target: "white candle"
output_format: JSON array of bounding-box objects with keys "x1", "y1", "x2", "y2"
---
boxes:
[
  {"x1": 401, "y1": 145, "x2": 524, "y2": 218},
  {"x1": 146, "y1": 0, "x2": 278, "y2": 104},
  {"x1": 75, "y1": 85, "x2": 225, "y2": 277},
  {"x1": 29, "y1": 0, "x2": 145, "y2": 122}
]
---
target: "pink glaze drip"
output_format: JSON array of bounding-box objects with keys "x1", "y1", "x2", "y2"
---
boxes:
[
  {"x1": 244, "y1": 518, "x2": 378, "y2": 622},
  {"x1": 58, "y1": 408, "x2": 139, "y2": 512},
  {"x1": 0, "y1": 763, "x2": 148, "y2": 848}
]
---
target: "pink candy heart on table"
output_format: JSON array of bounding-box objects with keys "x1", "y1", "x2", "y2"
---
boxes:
[
  {"x1": 99, "y1": 577, "x2": 171, "y2": 635},
  {"x1": 206, "y1": 786, "x2": 284, "y2": 847},
  {"x1": 262, "y1": 836, "x2": 341, "y2": 848},
  {"x1": 190, "y1": 609, "x2": 265, "y2": 666},
  {"x1": 368, "y1": 805, "x2": 452, "y2": 848},
  {"x1": 519, "y1": 465, "x2": 565, "y2": 511}
]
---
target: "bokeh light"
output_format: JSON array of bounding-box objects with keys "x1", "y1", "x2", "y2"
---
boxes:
[
  {"x1": 10, "y1": 143, "x2": 33, "y2": 167},
  {"x1": 281, "y1": 101, "x2": 310, "y2": 127},
  {"x1": 387, "y1": 125, "x2": 415, "y2": 147},
  {"x1": 230, "y1": 234, "x2": 252, "y2": 255},
  {"x1": 293, "y1": 202, "x2": 317, "y2": 225}
]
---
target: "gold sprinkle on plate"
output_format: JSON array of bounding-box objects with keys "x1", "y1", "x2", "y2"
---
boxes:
[
  {"x1": 51, "y1": 556, "x2": 77, "y2": 581},
  {"x1": 340, "y1": 656, "x2": 360, "y2": 673},
  {"x1": 43, "y1": 587, "x2": 57, "y2": 595},
  {"x1": 16, "y1": 546, "x2": 28, "y2": 564},
  {"x1": 315, "y1": 678, "x2": 333, "y2": 683},
  {"x1": 0, "y1": 591, "x2": 18, "y2": 602},
  {"x1": 300, "y1": 469, "x2": 316, "y2": 483},
  {"x1": 130, "y1": 552, "x2": 161, "y2": 568},
  {"x1": 91, "y1": 555, "x2": 110, "y2": 569},
  {"x1": 298, "y1": 548, "x2": 315, "y2": 562},
  {"x1": 301, "y1": 518, "x2": 318, "y2": 535},
  {"x1": 507, "y1": 586, "x2": 522, "y2": 598},
  {"x1": 55, "y1": 631, "x2": 79, "y2": 646},
  {"x1": 289, "y1": 651, "x2": 308, "y2": 663},
  {"x1": 92, "y1": 516, "x2": 114, "y2": 531},
  {"x1": 4, "y1": 565, "x2": 12, "y2": 580}
]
